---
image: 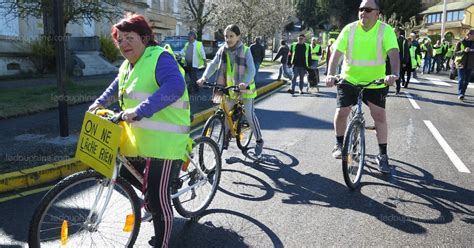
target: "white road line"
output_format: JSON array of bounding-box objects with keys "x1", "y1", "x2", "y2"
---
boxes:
[
  {"x1": 411, "y1": 78, "x2": 420, "y2": 83},
  {"x1": 423, "y1": 120, "x2": 471, "y2": 173},
  {"x1": 468, "y1": 83, "x2": 474, "y2": 89},
  {"x1": 405, "y1": 93, "x2": 420, "y2": 109},
  {"x1": 424, "y1": 77, "x2": 451, "y2": 86}
]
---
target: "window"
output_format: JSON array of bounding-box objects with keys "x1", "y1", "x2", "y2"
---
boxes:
[
  {"x1": 436, "y1": 13, "x2": 441, "y2": 22},
  {"x1": 447, "y1": 12, "x2": 453, "y2": 21},
  {"x1": 453, "y1": 11, "x2": 459, "y2": 20},
  {"x1": 459, "y1": 11, "x2": 464, "y2": 21},
  {"x1": 0, "y1": 6, "x2": 19, "y2": 37}
]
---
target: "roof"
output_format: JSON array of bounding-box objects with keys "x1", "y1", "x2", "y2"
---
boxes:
[{"x1": 421, "y1": 0, "x2": 474, "y2": 14}]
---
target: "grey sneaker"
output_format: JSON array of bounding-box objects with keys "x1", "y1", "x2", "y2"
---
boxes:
[
  {"x1": 332, "y1": 144, "x2": 342, "y2": 159},
  {"x1": 255, "y1": 140, "x2": 264, "y2": 156},
  {"x1": 376, "y1": 154, "x2": 391, "y2": 174}
]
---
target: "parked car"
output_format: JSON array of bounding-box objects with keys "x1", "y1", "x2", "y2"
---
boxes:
[{"x1": 160, "y1": 36, "x2": 220, "y2": 59}]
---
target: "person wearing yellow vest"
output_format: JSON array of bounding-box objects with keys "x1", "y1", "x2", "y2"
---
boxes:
[
  {"x1": 445, "y1": 43, "x2": 454, "y2": 71},
  {"x1": 307, "y1": 37, "x2": 322, "y2": 91},
  {"x1": 431, "y1": 39, "x2": 443, "y2": 73},
  {"x1": 181, "y1": 31, "x2": 207, "y2": 93},
  {"x1": 88, "y1": 13, "x2": 190, "y2": 248},
  {"x1": 454, "y1": 29, "x2": 474, "y2": 100},
  {"x1": 289, "y1": 34, "x2": 311, "y2": 95},
  {"x1": 325, "y1": 0, "x2": 399, "y2": 174},
  {"x1": 404, "y1": 38, "x2": 419, "y2": 89},
  {"x1": 197, "y1": 24, "x2": 264, "y2": 156}
]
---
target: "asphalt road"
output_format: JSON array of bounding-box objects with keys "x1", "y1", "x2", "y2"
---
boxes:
[{"x1": 1, "y1": 72, "x2": 473, "y2": 247}]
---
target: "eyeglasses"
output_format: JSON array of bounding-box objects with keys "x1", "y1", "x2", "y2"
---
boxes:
[{"x1": 359, "y1": 7, "x2": 378, "y2": 13}]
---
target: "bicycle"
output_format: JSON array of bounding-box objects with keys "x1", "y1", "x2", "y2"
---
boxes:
[
  {"x1": 28, "y1": 109, "x2": 222, "y2": 247},
  {"x1": 338, "y1": 79, "x2": 385, "y2": 190},
  {"x1": 201, "y1": 83, "x2": 253, "y2": 154}
]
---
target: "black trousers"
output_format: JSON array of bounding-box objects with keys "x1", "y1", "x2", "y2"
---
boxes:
[{"x1": 120, "y1": 157, "x2": 181, "y2": 247}]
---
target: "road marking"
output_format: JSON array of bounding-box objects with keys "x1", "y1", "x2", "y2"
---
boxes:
[
  {"x1": 468, "y1": 83, "x2": 474, "y2": 89},
  {"x1": 424, "y1": 77, "x2": 451, "y2": 86},
  {"x1": 405, "y1": 93, "x2": 420, "y2": 109},
  {"x1": 423, "y1": 120, "x2": 471, "y2": 173}
]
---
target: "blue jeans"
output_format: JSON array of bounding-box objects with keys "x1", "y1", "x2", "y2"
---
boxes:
[
  {"x1": 278, "y1": 63, "x2": 292, "y2": 79},
  {"x1": 291, "y1": 66, "x2": 307, "y2": 92},
  {"x1": 423, "y1": 56, "x2": 431, "y2": 73},
  {"x1": 457, "y1": 68, "x2": 472, "y2": 96}
]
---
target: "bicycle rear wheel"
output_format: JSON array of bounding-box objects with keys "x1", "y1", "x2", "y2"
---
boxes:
[
  {"x1": 173, "y1": 136, "x2": 221, "y2": 218},
  {"x1": 202, "y1": 113, "x2": 225, "y2": 154},
  {"x1": 28, "y1": 170, "x2": 141, "y2": 247},
  {"x1": 342, "y1": 119, "x2": 366, "y2": 190},
  {"x1": 236, "y1": 114, "x2": 253, "y2": 151}
]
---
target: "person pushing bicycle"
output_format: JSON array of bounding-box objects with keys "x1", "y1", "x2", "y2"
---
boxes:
[
  {"x1": 197, "y1": 24, "x2": 265, "y2": 156},
  {"x1": 88, "y1": 13, "x2": 190, "y2": 247},
  {"x1": 325, "y1": 0, "x2": 399, "y2": 173}
]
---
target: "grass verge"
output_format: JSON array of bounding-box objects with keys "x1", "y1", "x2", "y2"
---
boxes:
[{"x1": 0, "y1": 79, "x2": 109, "y2": 119}]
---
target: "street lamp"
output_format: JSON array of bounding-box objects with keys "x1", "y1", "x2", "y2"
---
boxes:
[{"x1": 441, "y1": 0, "x2": 447, "y2": 39}]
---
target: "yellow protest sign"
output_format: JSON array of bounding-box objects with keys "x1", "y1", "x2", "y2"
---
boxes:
[{"x1": 75, "y1": 112, "x2": 122, "y2": 178}]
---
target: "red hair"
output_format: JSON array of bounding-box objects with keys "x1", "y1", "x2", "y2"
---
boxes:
[{"x1": 111, "y1": 13, "x2": 157, "y2": 46}]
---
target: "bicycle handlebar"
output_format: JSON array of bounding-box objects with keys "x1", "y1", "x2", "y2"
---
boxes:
[
  {"x1": 202, "y1": 82, "x2": 251, "y2": 95},
  {"x1": 93, "y1": 109, "x2": 124, "y2": 124}
]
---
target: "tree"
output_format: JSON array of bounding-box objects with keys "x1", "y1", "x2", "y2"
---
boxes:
[
  {"x1": 212, "y1": 0, "x2": 295, "y2": 44},
  {"x1": 296, "y1": 0, "x2": 329, "y2": 30},
  {"x1": 0, "y1": 0, "x2": 123, "y2": 36},
  {"x1": 378, "y1": 0, "x2": 422, "y2": 25},
  {"x1": 183, "y1": 0, "x2": 217, "y2": 40}
]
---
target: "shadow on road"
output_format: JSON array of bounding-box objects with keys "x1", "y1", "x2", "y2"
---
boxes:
[{"x1": 171, "y1": 208, "x2": 283, "y2": 247}]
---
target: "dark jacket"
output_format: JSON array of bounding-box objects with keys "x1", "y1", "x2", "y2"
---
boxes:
[
  {"x1": 398, "y1": 36, "x2": 410, "y2": 65},
  {"x1": 289, "y1": 43, "x2": 311, "y2": 67},
  {"x1": 273, "y1": 45, "x2": 289, "y2": 64},
  {"x1": 250, "y1": 43, "x2": 265, "y2": 64},
  {"x1": 455, "y1": 38, "x2": 474, "y2": 69}
]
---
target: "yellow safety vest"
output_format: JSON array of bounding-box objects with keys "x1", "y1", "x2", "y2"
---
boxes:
[
  {"x1": 291, "y1": 42, "x2": 310, "y2": 67},
  {"x1": 118, "y1": 46, "x2": 190, "y2": 160},
  {"x1": 184, "y1": 41, "x2": 205, "y2": 68},
  {"x1": 225, "y1": 46, "x2": 257, "y2": 99},
  {"x1": 311, "y1": 44, "x2": 321, "y2": 61}
]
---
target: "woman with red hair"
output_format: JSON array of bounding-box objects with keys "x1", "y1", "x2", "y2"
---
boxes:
[{"x1": 89, "y1": 13, "x2": 190, "y2": 247}]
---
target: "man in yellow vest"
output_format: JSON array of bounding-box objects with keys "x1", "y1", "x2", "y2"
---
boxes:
[
  {"x1": 454, "y1": 29, "x2": 474, "y2": 100},
  {"x1": 325, "y1": 0, "x2": 399, "y2": 173},
  {"x1": 181, "y1": 31, "x2": 207, "y2": 93},
  {"x1": 431, "y1": 39, "x2": 443, "y2": 73},
  {"x1": 289, "y1": 34, "x2": 311, "y2": 95},
  {"x1": 308, "y1": 37, "x2": 322, "y2": 92}
]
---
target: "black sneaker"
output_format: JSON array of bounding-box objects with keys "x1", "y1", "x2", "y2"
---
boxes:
[
  {"x1": 332, "y1": 144, "x2": 342, "y2": 159},
  {"x1": 376, "y1": 154, "x2": 390, "y2": 174}
]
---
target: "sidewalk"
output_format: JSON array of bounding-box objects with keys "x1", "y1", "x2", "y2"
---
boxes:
[{"x1": 0, "y1": 63, "x2": 285, "y2": 195}]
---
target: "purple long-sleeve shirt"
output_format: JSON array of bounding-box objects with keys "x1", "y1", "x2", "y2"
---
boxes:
[{"x1": 94, "y1": 52, "x2": 185, "y2": 119}]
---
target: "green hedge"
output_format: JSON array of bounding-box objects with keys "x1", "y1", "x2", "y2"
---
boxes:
[{"x1": 100, "y1": 36, "x2": 120, "y2": 62}]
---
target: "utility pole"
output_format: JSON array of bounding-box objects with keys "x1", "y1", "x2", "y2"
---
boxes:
[
  {"x1": 440, "y1": 0, "x2": 447, "y2": 39},
  {"x1": 53, "y1": 0, "x2": 69, "y2": 137}
]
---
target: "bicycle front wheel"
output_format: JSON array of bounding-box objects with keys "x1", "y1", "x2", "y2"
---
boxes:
[
  {"x1": 28, "y1": 170, "x2": 141, "y2": 247},
  {"x1": 342, "y1": 119, "x2": 366, "y2": 190},
  {"x1": 202, "y1": 113, "x2": 225, "y2": 154},
  {"x1": 236, "y1": 114, "x2": 253, "y2": 151},
  {"x1": 173, "y1": 136, "x2": 221, "y2": 218}
]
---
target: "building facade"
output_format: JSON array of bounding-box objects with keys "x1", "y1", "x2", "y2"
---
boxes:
[{"x1": 419, "y1": 0, "x2": 474, "y2": 41}]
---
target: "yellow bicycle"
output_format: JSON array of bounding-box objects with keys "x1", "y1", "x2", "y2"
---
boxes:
[
  {"x1": 28, "y1": 109, "x2": 221, "y2": 247},
  {"x1": 201, "y1": 83, "x2": 253, "y2": 154}
]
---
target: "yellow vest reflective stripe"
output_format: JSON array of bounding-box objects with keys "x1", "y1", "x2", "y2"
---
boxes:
[
  {"x1": 118, "y1": 46, "x2": 190, "y2": 160},
  {"x1": 225, "y1": 46, "x2": 257, "y2": 99},
  {"x1": 409, "y1": 46, "x2": 417, "y2": 69},
  {"x1": 346, "y1": 22, "x2": 386, "y2": 66},
  {"x1": 311, "y1": 44, "x2": 321, "y2": 60},
  {"x1": 184, "y1": 41, "x2": 205, "y2": 67},
  {"x1": 125, "y1": 92, "x2": 190, "y2": 109}
]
